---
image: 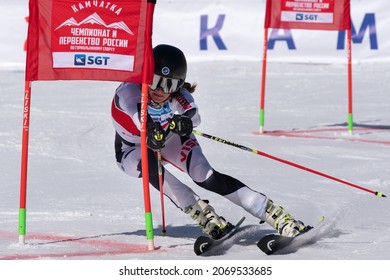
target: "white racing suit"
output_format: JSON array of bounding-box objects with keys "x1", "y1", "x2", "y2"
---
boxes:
[{"x1": 111, "y1": 82, "x2": 268, "y2": 218}]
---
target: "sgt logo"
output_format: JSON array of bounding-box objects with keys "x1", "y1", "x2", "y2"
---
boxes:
[
  {"x1": 296, "y1": 13, "x2": 303, "y2": 21},
  {"x1": 74, "y1": 54, "x2": 111, "y2": 66},
  {"x1": 74, "y1": 54, "x2": 86, "y2": 65}
]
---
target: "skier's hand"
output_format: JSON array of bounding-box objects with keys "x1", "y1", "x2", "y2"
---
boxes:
[
  {"x1": 147, "y1": 122, "x2": 166, "y2": 149},
  {"x1": 169, "y1": 114, "x2": 193, "y2": 137}
]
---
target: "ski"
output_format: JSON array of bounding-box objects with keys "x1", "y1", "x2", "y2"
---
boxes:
[
  {"x1": 257, "y1": 234, "x2": 295, "y2": 255},
  {"x1": 257, "y1": 216, "x2": 325, "y2": 255},
  {"x1": 193, "y1": 216, "x2": 246, "y2": 256}
]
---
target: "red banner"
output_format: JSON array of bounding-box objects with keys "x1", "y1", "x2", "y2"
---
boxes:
[
  {"x1": 264, "y1": 0, "x2": 350, "y2": 31},
  {"x1": 26, "y1": 0, "x2": 153, "y2": 82}
]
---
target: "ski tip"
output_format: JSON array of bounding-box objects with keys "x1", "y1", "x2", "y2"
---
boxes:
[
  {"x1": 194, "y1": 236, "x2": 212, "y2": 256},
  {"x1": 257, "y1": 234, "x2": 293, "y2": 255}
]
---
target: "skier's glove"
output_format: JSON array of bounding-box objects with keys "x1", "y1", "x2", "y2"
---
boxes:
[
  {"x1": 169, "y1": 114, "x2": 193, "y2": 137},
  {"x1": 147, "y1": 122, "x2": 167, "y2": 149}
]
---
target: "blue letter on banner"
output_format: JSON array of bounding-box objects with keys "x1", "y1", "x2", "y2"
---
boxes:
[
  {"x1": 200, "y1": 15, "x2": 227, "y2": 50},
  {"x1": 337, "y1": 13, "x2": 378, "y2": 50},
  {"x1": 268, "y1": 29, "x2": 296, "y2": 50}
]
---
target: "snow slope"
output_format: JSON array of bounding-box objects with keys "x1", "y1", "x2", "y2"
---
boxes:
[{"x1": 0, "y1": 61, "x2": 389, "y2": 278}]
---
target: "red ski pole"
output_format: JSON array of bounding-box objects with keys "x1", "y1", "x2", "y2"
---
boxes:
[
  {"x1": 193, "y1": 130, "x2": 386, "y2": 198},
  {"x1": 157, "y1": 150, "x2": 166, "y2": 235}
]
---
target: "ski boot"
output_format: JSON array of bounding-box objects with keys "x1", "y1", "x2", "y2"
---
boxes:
[
  {"x1": 185, "y1": 199, "x2": 232, "y2": 240},
  {"x1": 261, "y1": 199, "x2": 309, "y2": 237}
]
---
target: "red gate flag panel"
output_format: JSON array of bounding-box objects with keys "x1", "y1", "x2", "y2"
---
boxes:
[
  {"x1": 26, "y1": 0, "x2": 153, "y2": 83},
  {"x1": 264, "y1": 0, "x2": 351, "y2": 31}
]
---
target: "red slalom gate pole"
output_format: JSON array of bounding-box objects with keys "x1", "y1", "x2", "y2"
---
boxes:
[
  {"x1": 347, "y1": 28, "x2": 354, "y2": 134},
  {"x1": 258, "y1": 27, "x2": 269, "y2": 134},
  {"x1": 19, "y1": 81, "x2": 32, "y2": 244},
  {"x1": 193, "y1": 130, "x2": 386, "y2": 198},
  {"x1": 139, "y1": 0, "x2": 157, "y2": 251}
]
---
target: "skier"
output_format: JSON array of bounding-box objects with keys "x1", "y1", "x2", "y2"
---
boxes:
[{"x1": 111, "y1": 44, "x2": 309, "y2": 240}]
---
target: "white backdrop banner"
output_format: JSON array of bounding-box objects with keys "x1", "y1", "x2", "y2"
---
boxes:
[{"x1": 1, "y1": 0, "x2": 389, "y2": 69}]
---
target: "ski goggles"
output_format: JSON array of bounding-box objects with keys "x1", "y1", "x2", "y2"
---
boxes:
[{"x1": 150, "y1": 74, "x2": 184, "y2": 94}]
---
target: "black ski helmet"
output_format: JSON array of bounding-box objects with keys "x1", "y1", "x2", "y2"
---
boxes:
[{"x1": 151, "y1": 44, "x2": 187, "y2": 93}]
